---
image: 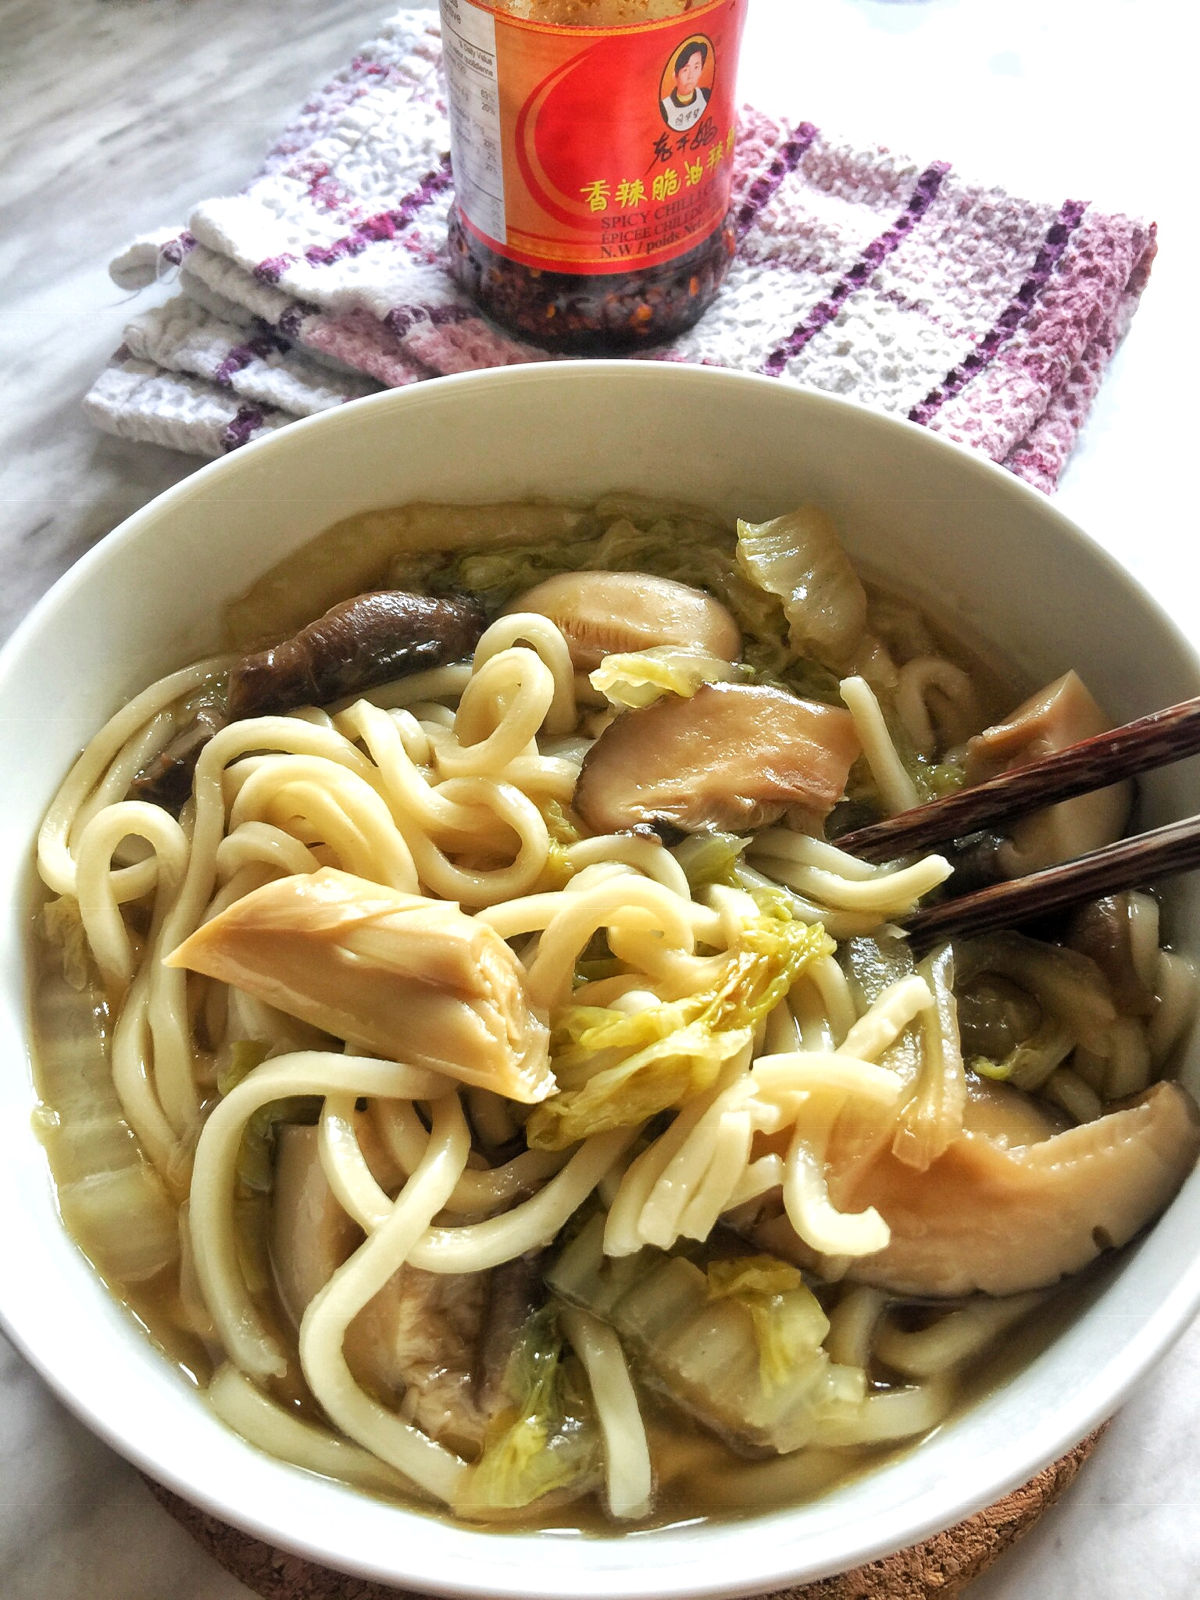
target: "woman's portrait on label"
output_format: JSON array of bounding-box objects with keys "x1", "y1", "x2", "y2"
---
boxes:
[{"x1": 660, "y1": 36, "x2": 715, "y2": 132}]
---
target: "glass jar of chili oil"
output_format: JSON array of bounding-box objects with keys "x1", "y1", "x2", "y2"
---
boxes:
[{"x1": 439, "y1": 0, "x2": 749, "y2": 351}]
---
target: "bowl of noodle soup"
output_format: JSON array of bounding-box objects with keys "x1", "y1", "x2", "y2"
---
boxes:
[{"x1": 2, "y1": 361, "x2": 1200, "y2": 1596}]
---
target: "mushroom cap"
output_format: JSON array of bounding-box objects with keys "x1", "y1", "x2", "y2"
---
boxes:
[
  {"x1": 844, "y1": 1079, "x2": 1200, "y2": 1296},
  {"x1": 965, "y1": 670, "x2": 1132, "y2": 876},
  {"x1": 749, "y1": 1079, "x2": 1200, "y2": 1297},
  {"x1": 505, "y1": 570, "x2": 741, "y2": 673},
  {"x1": 227, "y1": 590, "x2": 487, "y2": 721},
  {"x1": 273, "y1": 1123, "x2": 494, "y2": 1456},
  {"x1": 574, "y1": 681, "x2": 861, "y2": 835}
]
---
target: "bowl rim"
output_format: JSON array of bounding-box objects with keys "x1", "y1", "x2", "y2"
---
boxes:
[{"x1": 3, "y1": 361, "x2": 1200, "y2": 1598}]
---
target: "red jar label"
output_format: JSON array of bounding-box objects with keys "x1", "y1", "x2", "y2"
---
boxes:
[{"x1": 441, "y1": 0, "x2": 748, "y2": 275}]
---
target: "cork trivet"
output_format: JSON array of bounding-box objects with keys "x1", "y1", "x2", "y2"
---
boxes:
[{"x1": 142, "y1": 1425, "x2": 1105, "y2": 1600}]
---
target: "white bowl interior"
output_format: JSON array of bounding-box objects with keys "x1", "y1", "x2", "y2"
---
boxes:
[{"x1": 2, "y1": 363, "x2": 1198, "y2": 1597}]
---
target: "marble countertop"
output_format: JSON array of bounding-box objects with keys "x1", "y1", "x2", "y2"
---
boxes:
[{"x1": 2, "y1": 0, "x2": 1198, "y2": 1595}]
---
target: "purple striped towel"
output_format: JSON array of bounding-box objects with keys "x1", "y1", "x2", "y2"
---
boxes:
[{"x1": 84, "y1": 9, "x2": 1156, "y2": 492}]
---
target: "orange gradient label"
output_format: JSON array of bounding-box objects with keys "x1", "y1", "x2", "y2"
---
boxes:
[{"x1": 441, "y1": 0, "x2": 747, "y2": 273}]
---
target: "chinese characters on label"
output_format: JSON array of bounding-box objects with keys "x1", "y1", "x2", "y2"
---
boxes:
[{"x1": 578, "y1": 123, "x2": 736, "y2": 263}]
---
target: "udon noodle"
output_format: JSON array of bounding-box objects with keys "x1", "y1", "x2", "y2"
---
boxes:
[{"x1": 30, "y1": 495, "x2": 1200, "y2": 1526}]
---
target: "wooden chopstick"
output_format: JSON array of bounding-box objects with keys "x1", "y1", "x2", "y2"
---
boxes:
[
  {"x1": 904, "y1": 813, "x2": 1200, "y2": 945},
  {"x1": 835, "y1": 693, "x2": 1200, "y2": 863}
]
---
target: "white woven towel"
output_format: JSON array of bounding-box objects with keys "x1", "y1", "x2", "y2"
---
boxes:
[{"x1": 84, "y1": 9, "x2": 1156, "y2": 492}]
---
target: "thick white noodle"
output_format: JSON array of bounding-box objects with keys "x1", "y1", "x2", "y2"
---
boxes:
[
  {"x1": 213, "y1": 820, "x2": 321, "y2": 885},
  {"x1": 803, "y1": 952, "x2": 859, "y2": 1045},
  {"x1": 824, "y1": 1284, "x2": 886, "y2": 1369},
  {"x1": 815, "y1": 1374, "x2": 954, "y2": 1445},
  {"x1": 37, "y1": 657, "x2": 229, "y2": 898},
  {"x1": 440, "y1": 646, "x2": 556, "y2": 777},
  {"x1": 703, "y1": 883, "x2": 766, "y2": 944},
  {"x1": 564, "y1": 833, "x2": 693, "y2": 897},
  {"x1": 893, "y1": 655, "x2": 978, "y2": 756},
  {"x1": 319, "y1": 1093, "x2": 396, "y2": 1232},
  {"x1": 748, "y1": 980, "x2": 931, "y2": 1257},
  {"x1": 839, "y1": 674, "x2": 921, "y2": 814},
  {"x1": 746, "y1": 1053, "x2": 902, "y2": 1257},
  {"x1": 604, "y1": 1092, "x2": 721, "y2": 1258},
  {"x1": 521, "y1": 875, "x2": 706, "y2": 1011},
  {"x1": 604, "y1": 1043, "x2": 758, "y2": 1256},
  {"x1": 477, "y1": 862, "x2": 720, "y2": 962},
  {"x1": 751, "y1": 831, "x2": 951, "y2": 914},
  {"x1": 874, "y1": 1291, "x2": 1045, "y2": 1377},
  {"x1": 1045, "y1": 1065, "x2": 1103, "y2": 1123},
  {"x1": 560, "y1": 1307, "x2": 653, "y2": 1520},
  {"x1": 109, "y1": 962, "x2": 188, "y2": 1183},
  {"x1": 789, "y1": 980, "x2": 838, "y2": 1052},
  {"x1": 72, "y1": 715, "x2": 176, "y2": 850},
  {"x1": 73, "y1": 801, "x2": 189, "y2": 1001},
  {"x1": 157, "y1": 716, "x2": 387, "y2": 988},
  {"x1": 207, "y1": 1363, "x2": 423, "y2": 1501},
  {"x1": 837, "y1": 974, "x2": 933, "y2": 1061},
  {"x1": 676, "y1": 1106, "x2": 754, "y2": 1241},
  {"x1": 487, "y1": 752, "x2": 579, "y2": 803},
  {"x1": 298, "y1": 1095, "x2": 472, "y2": 1503},
  {"x1": 406, "y1": 1127, "x2": 637, "y2": 1273},
  {"x1": 723, "y1": 1152, "x2": 785, "y2": 1209},
  {"x1": 1150, "y1": 949, "x2": 1199, "y2": 1059},
  {"x1": 1097, "y1": 1016, "x2": 1152, "y2": 1101},
  {"x1": 335, "y1": 662, "x2": 472, "y2": 713},
  {"x1": 634, "y1": 1078, "x2": 754, "y2": 1250},
  {"x1": 472, "y1": 613, "x2": 577, "y2": 736},
  {"x1": 763, "y1": 998, "x2": 802, "y2": 1055},
  {"x1": 1126, "y1": 892, "x2": 1161, "y2": 992},
  {"x1": 227, "y1": 756, "x2": 419, "y2": 891},
  {"x1": 783, "y1": 1109, "x2": 890, "y2": 1258},
  {"x1": 337, "y1": 699, "x2": 553, "y2": 906},
  {"x1": 188, "y1": 1053, "x2": 450, "y2": 1380},
  {"x1": 751, "y1": 1052, "x2": 904, "y2": 1107}
]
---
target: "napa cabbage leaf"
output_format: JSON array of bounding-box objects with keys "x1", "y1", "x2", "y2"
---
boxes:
[
  {"x1": 454, "y1": 1305, "x2": 601, "y2": 1516},
  {"x1": 527, "y1": 912, "x2": 834, "y2": 1150},
  {"x1": 589, "y1": 646, "x2": 750, "y2": 710},
  {"x1": 736, "y1": 506, "x2": 868, "y2": 672},
  {"x1": 705, "y1": 1256, "x2": 829, "y2": 1390},
  {"x1": 547, "y1": 1219, "x2": 865, "y2": 1456}
]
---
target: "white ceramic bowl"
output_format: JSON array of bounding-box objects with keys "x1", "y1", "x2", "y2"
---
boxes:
[{"x1": 2, "y1": 363, "x2": 1199, "y2": 1598}]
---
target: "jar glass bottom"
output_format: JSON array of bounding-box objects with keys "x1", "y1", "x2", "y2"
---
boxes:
[{"x1": 446, "y1": 212, "x2": 737, "y2": 353}]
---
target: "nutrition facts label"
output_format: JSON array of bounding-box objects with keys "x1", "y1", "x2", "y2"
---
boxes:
[{"x1": 440, "y1": 0, "x2": 507, "y2": 245}]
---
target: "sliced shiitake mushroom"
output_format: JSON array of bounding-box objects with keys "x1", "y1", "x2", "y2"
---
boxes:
[
  {"x1": 273, "y1": 1124, "x2": 499, "y2": 1456},
  {"x1": 1066, "y1": 893, "x2": 1158, "y2": 1016},
  {"x1": 964, "y1": 670, "x2": 1132, "y2": 876},
  {"x1": 505, "y1": 571, "x2": 741, "y2": 672},
  {"x1": 226, "y1": 589, "x2": 487, "y2": 720},
  {"x1": 747, "y1": 1077, "x2": 1200, "y2": 1297},
  {"x1": 573, "y1": 681, "x2": 861, "y2": 835},
  {"x1": 133, "y1": 590, "x2": 487, "y2": 809}
]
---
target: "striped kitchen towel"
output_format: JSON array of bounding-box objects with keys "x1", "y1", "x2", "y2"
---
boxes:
[{"x1": 83, "y1": 8, "x2": 1156, "y2": 493}]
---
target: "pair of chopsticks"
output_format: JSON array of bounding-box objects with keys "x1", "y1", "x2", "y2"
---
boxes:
[{"x1": 834, "y1": 695, "x2": 1200, "y2": 944}]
